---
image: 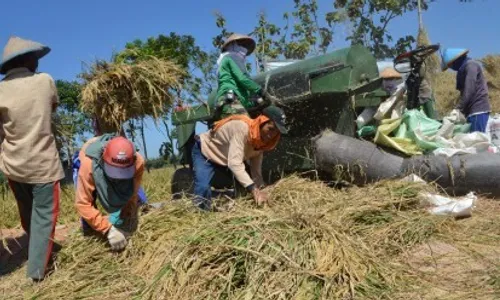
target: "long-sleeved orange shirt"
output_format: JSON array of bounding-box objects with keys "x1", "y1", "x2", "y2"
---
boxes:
[{"x1": 75, "y1": 137, "x2": 145, "y2": 234}]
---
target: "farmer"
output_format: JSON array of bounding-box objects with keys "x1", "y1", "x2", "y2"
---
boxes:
[
  {"x1": 215, "y1": 33, "x2": 263, "y2": 118},
  {"x1": 0, "y1": 36, "x2": 64, "y2": 281},
  {"x1": 380, "y1": 67, "x2": 403, "y2": 94},
  {"x1": 75, "y1": 134, "x2": 144, "y2": 251},
  {"x1": 380, "y1": 67, "x2": 437, "y2": 119},
  {"x1": 416, "y1": 69, "x2": 438, "y2": 120},
  {"x1": 441, "y1": 48, "x2": 491, "y2": 132},
  {"x1": 192, "y1": 105, "x2": 288, "y2": 211},
  {"x1": 72, "y1": 148, "x2": 148, "y2": 232}
]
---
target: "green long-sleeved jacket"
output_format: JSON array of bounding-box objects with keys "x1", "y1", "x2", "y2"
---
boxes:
[{"x1": 216, "y1": 56, "x2": 261, "y2": 109}]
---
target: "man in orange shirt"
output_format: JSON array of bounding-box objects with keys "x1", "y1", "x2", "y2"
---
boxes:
[
  {"x1": 75, "y1": 134, "x2": 144, "y2": 251},
  {"x1": 193, "y1": 105, "x2": 287, "y2": 211}
]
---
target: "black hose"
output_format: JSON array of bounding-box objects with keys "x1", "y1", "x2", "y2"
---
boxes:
[{"x1": 313, "y1": 131, "x2": 500, "y2": 197}]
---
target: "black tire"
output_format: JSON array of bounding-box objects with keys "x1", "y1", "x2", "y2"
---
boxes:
[{"x1": 171, "y1": 167, "x2": 194, "y2": 200}]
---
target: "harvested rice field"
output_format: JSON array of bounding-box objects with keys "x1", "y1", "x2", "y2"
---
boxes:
[{"x1": 1, "y1": 168, "x2": 499, "y2": 300}]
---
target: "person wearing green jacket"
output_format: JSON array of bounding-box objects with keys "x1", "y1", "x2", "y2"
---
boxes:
[{"x1": 215, "y1": 33, "x2": 263, "y2": 118}]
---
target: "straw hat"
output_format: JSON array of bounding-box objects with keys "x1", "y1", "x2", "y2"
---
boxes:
[
  {"x1": 0, "y1": 36, "x2": 51, "y2": 74},
  {"x1": 380, "y1": 67, "x2": 402, "y2": 79},
  {"x1": 221, "y1": 33, "x2": 256, "y2": 56}
]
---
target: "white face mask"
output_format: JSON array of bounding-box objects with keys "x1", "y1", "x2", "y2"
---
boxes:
[{"x1": 226, "y1": 43, "x2": 248, "y2": 57}]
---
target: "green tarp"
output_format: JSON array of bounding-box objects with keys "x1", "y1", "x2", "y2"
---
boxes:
[{"x1": 372, "y1": 109, "x2": 471, "y2": 155}]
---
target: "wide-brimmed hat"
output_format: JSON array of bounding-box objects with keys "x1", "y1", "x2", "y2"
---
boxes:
[
  {"x1": 0, "y1": 36, "x2": 51, "y2": 74},
  {"x1": 380, "y1": 67, "x2": 402, "y2": 79},
  {"x1": 221, "y1": 33, "x2": 256, "y2": 56}
]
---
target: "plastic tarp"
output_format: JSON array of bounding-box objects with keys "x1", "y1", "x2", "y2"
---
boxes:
[
  {"x1": 356, "y1": 107, "x2": 377, "y2": 129},
  {"x1": 374, "y1": 117, "x2": 422, "y2": 155},
  {"x1": 374, "y1": 109, "x2": 483, "y2": 156},
  {"x1": 373, "y1": 83, "x2": 406, "y2": 121},
  {"x1": 486, "y1": 113, "x2": 500, "y2": 153}
]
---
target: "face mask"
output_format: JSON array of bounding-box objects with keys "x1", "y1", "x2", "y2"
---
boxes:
[
  {"x1": 226, "y1": 43, "x2": 248, "y2": 57},
  {"x1": 235, "y1": 44, "x2": 248, "y2": 56},
  {"x1": 382, "y1": 79, "x2": 401, "y2": 94}
]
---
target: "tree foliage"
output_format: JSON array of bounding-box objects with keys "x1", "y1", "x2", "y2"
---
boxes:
[
  {"x1": 53, "y1": 80, "x2": 92, "y2": 161},
  {"x1": 215, "y1": 0, "x2": 451, "y2": 64},
  {"x1": 117, "y1": 32, "x2": 217, "y2": 103},
  {"x1": 117, "y1": 33, "x2": 219, "y2": 160},
  {"x1": 328, "y1": 0, "x2": 434, "y2": 59},
  {"x1": 213, "y1": 1, "x2": 335, "y2": 72}
]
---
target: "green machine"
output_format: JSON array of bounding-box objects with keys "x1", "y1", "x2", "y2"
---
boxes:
[{"x1": 171, "y1": 45, "x2": 389, "y2": 196}]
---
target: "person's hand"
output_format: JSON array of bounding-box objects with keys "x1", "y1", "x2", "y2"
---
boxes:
[
  {"x1": 107, "y1": 226, "x2": 128, "y2": 251},
  {"x1": 252, "y1": 188, "x2": 269, "y2": 206}
]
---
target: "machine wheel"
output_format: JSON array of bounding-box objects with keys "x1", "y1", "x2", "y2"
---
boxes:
[{"x1": 171, "y1": 167, "x2": 194, "y2": 200}]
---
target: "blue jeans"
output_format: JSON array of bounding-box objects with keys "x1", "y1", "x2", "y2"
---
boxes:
[
  {"x1": 191, "y1": 139, "x2": 215, "y2": 211},
  {"x1": 467, "y1": 113, "x2": 489, "y2": 133}
]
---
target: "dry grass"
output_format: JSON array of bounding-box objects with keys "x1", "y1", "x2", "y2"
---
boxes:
[
  {"x1": 433, "y1": 71, "x2": 459, "y2": 115},
  {"x1": 0, "y1": 182, "x2": 77, "y2": 231},
  {"x1": 80, "y1": 50, "x2": 184, "y2": 133},
  {"x1": 1, "y1": 172, "x2": 499, "y2": 300},
  {"x1": 0, "y1": 168, "x2": 174, "y2": 230},
  {"x1": 481, "y1": 55, "x2": 500, "y2": 112}
]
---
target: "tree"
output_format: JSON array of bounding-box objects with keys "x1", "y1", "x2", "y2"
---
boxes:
[
  {"x1": 118, "y1": 33, "x2": 217, "y2": 160},
  {"x1": 53, "y1": 80, "x2": 92, "y2": 165},
  {"x1": 326, "y1": 0, "x2": 433, "y2": 59},
  {"x1": 118, "y1": 32, "x2": 217, "y2": 103},
  {"x1": 214, "y1": 0, "x2": 335, "y2": 73},
  {"x1": 159, "y1": 141, "x2": 173, "y2": 162}
]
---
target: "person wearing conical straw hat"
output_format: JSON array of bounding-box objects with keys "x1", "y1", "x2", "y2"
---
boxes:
[
  {"x1": 215, "y1": 33, "x2": 263, "y2": 118},
  {"x1": 380, "y1": 67, "x2": 403, "y2": 94},
  {"x1": 441, "y1": 48, "x2": 490, "y2": 132},
  {"x1": 0, "y1": 36, "x2": 64, "y2": 281},
  {"x1": 380, "y1": 67, "x2": 437, "y2": 119}
]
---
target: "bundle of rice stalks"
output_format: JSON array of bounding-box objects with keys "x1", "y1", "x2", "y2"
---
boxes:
[
  {"x1": 433, "y1": 71, "x2": 459, "y2": 115},
  {"x1": 80, "y1": 50, "x2": 185, "y2": 132},
  {"x1": 5, "y1": 176, "x2": 495, "y2": 300},
  {"x1": 416, "y1": 26, "x2": 441, "y2": 84},
  {"x1": 480, "y1": 55, "x2": 500, "y2": 112}
]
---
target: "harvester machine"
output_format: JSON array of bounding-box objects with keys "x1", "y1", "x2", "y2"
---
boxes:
[{"x1": 171, "y1": 45, "x2": 390, "y2": 196}]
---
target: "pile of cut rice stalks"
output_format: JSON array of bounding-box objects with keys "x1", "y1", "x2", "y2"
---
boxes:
[
  {"x1": 1, "y1": 177, "x2": 499, "y2": 299},
  {"x1": 80, "y1": 49, "x2": 184, "y2": 132}
]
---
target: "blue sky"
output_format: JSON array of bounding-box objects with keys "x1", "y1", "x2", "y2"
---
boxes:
[{"x1": 1, "y1": 0, "x2": 499, "y2": 158}]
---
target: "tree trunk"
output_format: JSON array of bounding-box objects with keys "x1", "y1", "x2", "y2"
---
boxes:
[
  {"x1": 417, "y1": 0, "x2": 423, "y2": 30},
  {"x1": 140, "y1": 118, "x2": 150, "y2": 173},
  {"x1": 162, "y1": 118, "x2": 177, "y2": 169}
]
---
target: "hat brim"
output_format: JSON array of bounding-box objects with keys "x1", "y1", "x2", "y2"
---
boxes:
[
  {"x1": 442, "y1": 49, "x2": 469, "y2": 71},
  {"x1": 275, "y1": 122, "x2": 289, "y2": 134},
  {"x1": 0, "y1": 46, "x2": 50, "y2": 74},
  {"x1": 222, "y1": 38, "x2": 256, "y2": 56},
  {"x1": 104, "y1": 163, "x2": 135, "y2": 180}
]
